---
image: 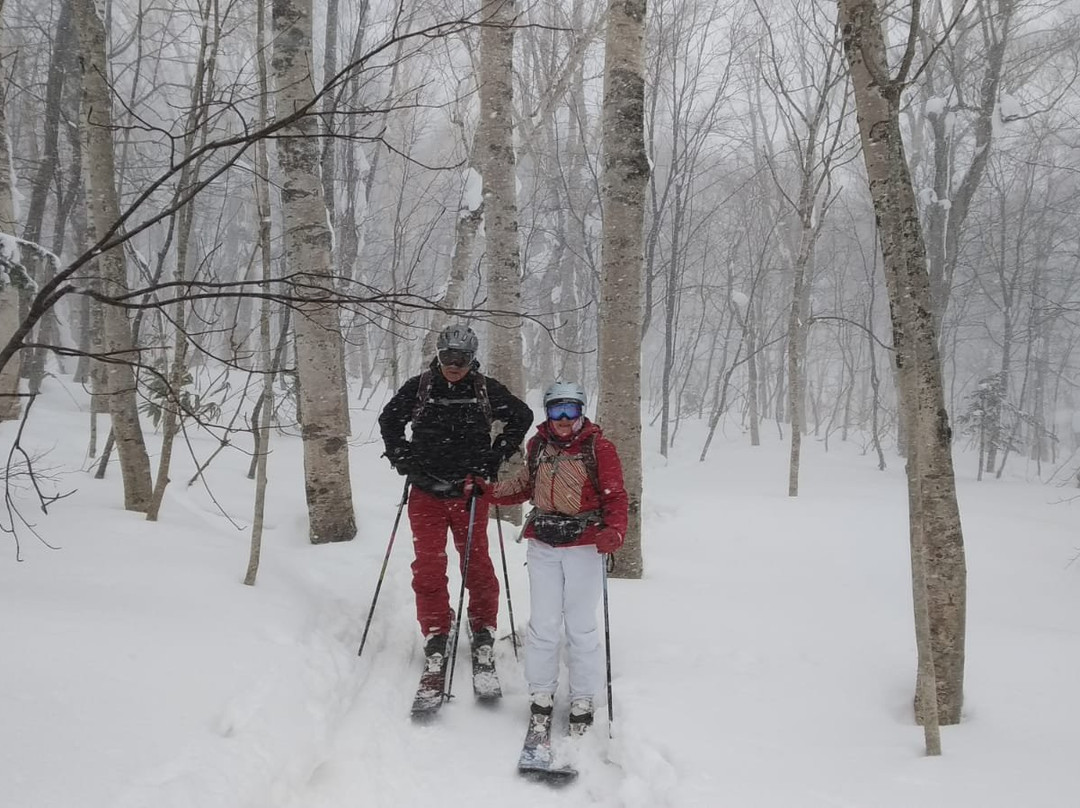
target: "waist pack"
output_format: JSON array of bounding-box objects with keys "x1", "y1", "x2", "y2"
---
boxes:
[{"x1": 530, "y1": 509, "x2": 601, "y2": 546}]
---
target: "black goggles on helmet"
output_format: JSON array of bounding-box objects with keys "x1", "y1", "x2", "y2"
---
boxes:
[
  {"x1": 437, "y1": 348, "x2": 474, "y2": 368},
  {"x1": 546, "y1": 400, "x2": 583, "y2": 421}
]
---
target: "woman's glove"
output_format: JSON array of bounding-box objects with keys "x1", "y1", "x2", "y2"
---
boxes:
[
  {"x1": 463, "y1": 474, "x2": 490, "y2": 500},
  {"x1": 594, "y1": 527, "x2": 623, "y2": 554}
]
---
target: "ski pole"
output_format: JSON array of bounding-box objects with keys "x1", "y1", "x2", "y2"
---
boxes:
[
  {"x1": 444, "y1": 486, "x2": 480, "y2": 702},
  {"x1": 602, "y1": 554, "x2": 614, "y2": 738},
  {"x1": 357, "y1": 481, "x2": 410, "y2": 660},
  {"x1": 493, "y1": 504, "x2": 519, "y2": 659}
]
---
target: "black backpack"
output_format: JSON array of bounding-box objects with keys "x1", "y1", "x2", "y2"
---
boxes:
[{"x1": 411, "y1": 369, "x2": 494, "y2": 426}]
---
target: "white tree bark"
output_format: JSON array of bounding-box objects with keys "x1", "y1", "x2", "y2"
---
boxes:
[
  {"x1": 838, "y1": 0, "x2": 967, "y2": 728},
  {"x1": 480, "y1": 0, "x2": 524, "y2": 397},
  {"x1": 423, "y1": 201, "x2": 483, "y2": 360},
  {"x1": 272, "y1": 0, "x2": 356, "y2": 543},
  {"x1": 246, "y1": 0, "x2": 275, "y2": 585},
  {"x1": 0, "y1": 70, "x2": 22, "y2": 422},
  {"x1": 597, "y1": 0, "x2": 648, "y2": 579},
  {"x1": 74, "y1": 0, "x2": 154, "y2": 511},
  {"x1": 423, "y1": 133, "x2": 484, "y2": 359},
  {"x1": 479, "y1": 0, "x2": 526, "y2": 524}
]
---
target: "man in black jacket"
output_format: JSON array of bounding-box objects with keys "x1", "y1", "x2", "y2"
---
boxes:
[{"x1": 379, "y1": 324, "x2": 533, "y2": 668}]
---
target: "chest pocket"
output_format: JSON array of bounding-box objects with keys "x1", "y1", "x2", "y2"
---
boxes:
[{"x1": 420, "y1": 396, "x2": 485, "y2": 428}]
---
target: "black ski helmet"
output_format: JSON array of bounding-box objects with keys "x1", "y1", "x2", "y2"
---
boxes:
[{"x1": 437, "y1": 324, "x2": 479, "y2": 354}]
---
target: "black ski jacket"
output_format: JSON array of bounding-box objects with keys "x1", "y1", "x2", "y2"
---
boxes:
[{"x1": 379, "y1": 359, "x2": 533, "y2": 496}]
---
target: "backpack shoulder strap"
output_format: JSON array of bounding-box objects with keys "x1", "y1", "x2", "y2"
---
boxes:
[
  {"x1": 527, "y1": 436, "x2": 545, "y2": 486},
  {"x1": 411, "y1": 370, "x2": 434, "y2": 421},
  {"x1": 472, "y1": 373, "x2": 494, "y2": 427},
  {"x1": 582, "y1": 433, "x2": 602, "y2": 495}
]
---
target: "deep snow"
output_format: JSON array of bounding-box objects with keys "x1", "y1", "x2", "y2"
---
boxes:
[{"x1": 3, "y1": 378, "x2": 1079, "y2": 807}]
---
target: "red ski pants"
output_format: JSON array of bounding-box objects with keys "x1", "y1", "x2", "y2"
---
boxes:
[{"x1": 408, "y1": 487, "x2": 499, "y2": 637}]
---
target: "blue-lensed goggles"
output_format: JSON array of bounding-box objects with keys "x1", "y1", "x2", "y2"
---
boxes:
[{"x1": 546, "y1": 400, "x2": 583, "y2": 421}]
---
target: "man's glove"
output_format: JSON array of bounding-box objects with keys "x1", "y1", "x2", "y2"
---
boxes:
[
  {"x1": 385, "y1": 445, "x2": 415, "y2": 477},
  {"x1": 594, "y1": 527, "x2": 623, "y2": 555},
  {"x1": 484, "y1": 436, "x2": 517, "y2": 479}
]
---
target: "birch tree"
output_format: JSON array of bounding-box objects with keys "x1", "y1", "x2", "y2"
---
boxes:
[
  {"x1": 272, "y1": 0, "x2": 356, "y2": 543},
  {"x1": 480, "y1": 0, "x2": 524, "y2": 395},
  {"x1": 597, "y1": 0, "x2": 648, "y2": 579},
  {"x1": 838, "y1": 0, "x2": 967, "y2": 731},
  {"x1": 146, "y1": 0, "x2": 221, "y2": 522},
  {"x1": 479, "y1": 0, "x2": 526, "y2": 521},
  {"x1": 74, "y1": 0, "x2": 154, "y2": 512},
  {"x1": 752, "y1": 0, "x2": 852, "y2": 496},
  {"x1": 0, "y1": 27, "x2": 21, "y2": 422},
  {"x1": 913, "y1": 0, "x2": 1017, "y2": 335},
  {"x1": 246, "y1": 0, "x2": 275, "y2": 585},
  {"x1": 19, "y1": 0, "x2": 73, "y2": 397}
]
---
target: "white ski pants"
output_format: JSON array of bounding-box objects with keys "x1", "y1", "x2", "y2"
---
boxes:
[{"x1": 524, "y1": 539, "x2": 605, "y2": 702}]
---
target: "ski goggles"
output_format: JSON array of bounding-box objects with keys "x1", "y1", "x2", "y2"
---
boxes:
[
  {"x1": 437, "y1": 348, "x2": 474, "y2": 368},
  {"x1": 546, "y1": 400, "x2": 583, "y2": 421}
]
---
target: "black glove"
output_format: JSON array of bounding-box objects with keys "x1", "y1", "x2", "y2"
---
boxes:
[
  {"x1": 484, "y1": 436, "x2": 517, "y2": 479},
  {"x1": 385, "y1": 445, "x2": 415, "y2": 477}
]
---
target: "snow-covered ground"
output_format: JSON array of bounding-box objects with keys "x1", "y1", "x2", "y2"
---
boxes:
[{"x1": 3, "y1": 378, "x2": 1079, "y2": 808}]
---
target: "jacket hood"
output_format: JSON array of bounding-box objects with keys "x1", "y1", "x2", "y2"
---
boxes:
[{"x1": 536, "y1": 417, "x2": 601, "y2": 448}]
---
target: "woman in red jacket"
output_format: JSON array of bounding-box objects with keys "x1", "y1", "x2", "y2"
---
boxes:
[{"x1": 490, "y1": 381, "x2": 628, "y2": 737}]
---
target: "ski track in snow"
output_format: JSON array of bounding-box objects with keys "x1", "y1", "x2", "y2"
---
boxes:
[
  {"x1": 277, "y1": 561, "x2": 678, "y2": 808},
  {"x1": 109, "y1": 585, "x2": 366, "y2": 808}
]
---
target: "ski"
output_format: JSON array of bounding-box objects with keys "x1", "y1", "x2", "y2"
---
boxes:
[
  {"x1": 410, "y1": 623, "x2": 457, "y2": 721},
  {"x1": 517, "y1": 707, "x2": 578, "y2": 784},
  {"x1": 410, "y1": 664, "x2": 446, "y2": 720}
]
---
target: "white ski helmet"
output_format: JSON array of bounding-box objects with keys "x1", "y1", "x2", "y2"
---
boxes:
[
  {"x1": 436, "y1": 324, "x2": 479, "y2": 354},
  {"x1": 543, "y1": 381, "x2": 587, "y2": 408}
]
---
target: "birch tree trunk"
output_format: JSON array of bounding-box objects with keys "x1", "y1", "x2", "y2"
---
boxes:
[
  {"x1": 0, "y1": 67, "x2": 22, "y2": 422},
  {"x1": 786, "y1": 224, "x2": 811, "y2": 497},
  {"x1": 146, "y1": 1, "x2": 217, "y2": 522},
  {"x1": 752, "y1": 2, "x2": 848, "y2": 494},
  {"x1": 74, "y1": 0, "x2": 153, "y2": 511},
  {"x1": 659, "y1": 193, "x2": 685, "y2": 458},
  {"x1": 597, "y1": 0, "x2": 647, "y2": 579},
  {"x1": 423, "y1": 200, "x2": 483, "y2": 360},
  {"x1": 741, "y1": 305, "x2": 760, "y2": 447},
  {"x1": 272, "y1": 0, "x2": 356, "y2": 543},
  {"x1": 479, "y1": 0, "x2": 525, "y2": 523},
  {"x1": 423, "y1": 126, "x2": 483, "y2": 359},
  {"x1": 480, "y1": 0, "x2": 523, "y2": 390},
  {"x1": 838, "y1": 0, "x2": 967, "y2": 727},
  {"x1": 20, "y1": 0, "x2": 72, "y2": 396},
  {"x1": 559, "y1": 17, "x2": 590, "y2": 387},
  {"x1": 246, "y1": 0, "x2": 275, "y2": 585},
  {"x1": 922, "y1": 0, "x2": 1014, "y2": 335}
]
